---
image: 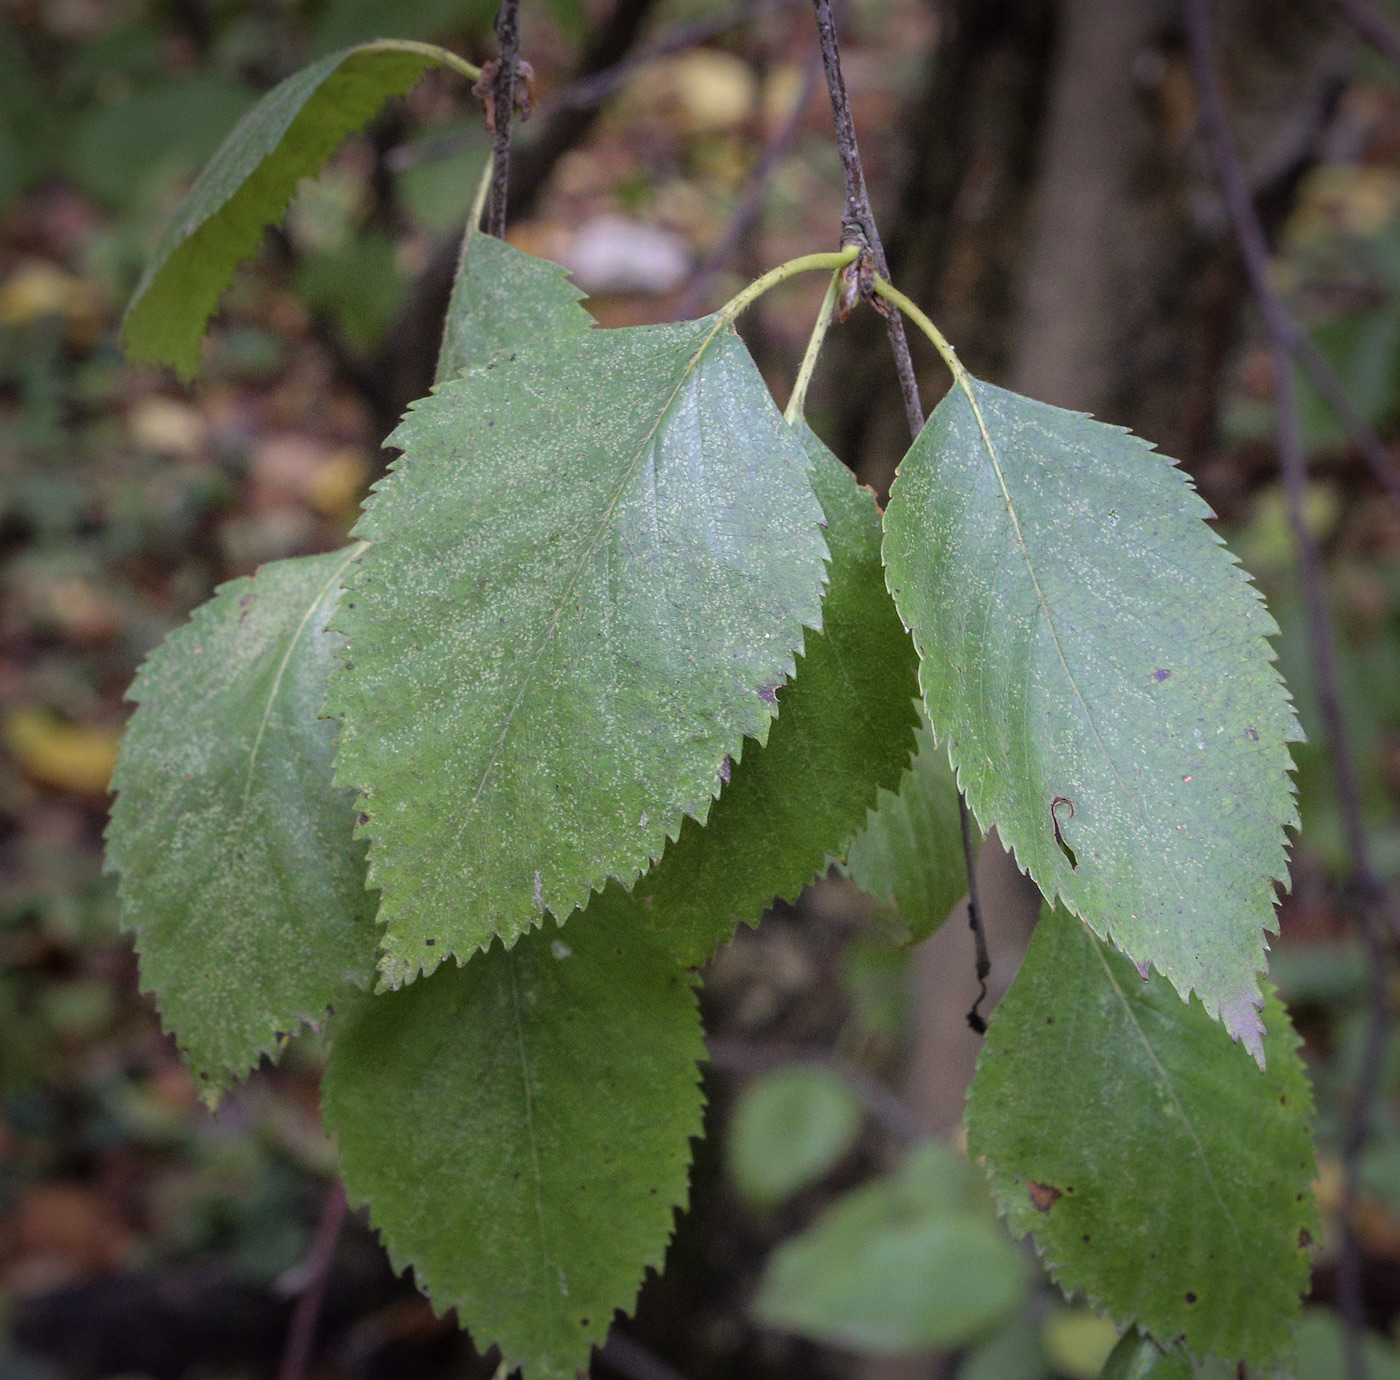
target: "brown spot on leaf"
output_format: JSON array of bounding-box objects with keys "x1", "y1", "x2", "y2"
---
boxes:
[
  {"x1": 1028, "y1": 1182, "x2": 1061, "y2": 1213},
  {"x1": 1299, "y1": 1227, "x2": 1313, "y2": 1248}
]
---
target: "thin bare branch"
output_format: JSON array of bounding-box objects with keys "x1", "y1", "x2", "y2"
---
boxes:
[
  {"x1": 1334, "y1": 0, "x2": 1400, "y2": 68},
  {"x1": 277, "y1": 1178, "x2": 349, "y2": 1380},
  {"x1": 600, "y1": 1332, "x2": 694, "y2": 1380},
  {"x1": 960, "y1": 796, "x2": 990, "y2": 1033},
  {"x1": 809, "y1": 0, "x2": 923, "y2": 438},
  {"x1": 1183, "y1": 5, "x2": 1397, "y2": 1377},
  {"x1": 488, "y1": 0, "x2": 524, "y2": 238},
  {"x1": 809, "y1": 0, "x2": 994, "y2": 1000}
]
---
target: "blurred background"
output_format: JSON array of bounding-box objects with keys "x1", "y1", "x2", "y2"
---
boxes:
[{"x1": 2, "y1": 0, "x2": 1400, "y2": 1375}]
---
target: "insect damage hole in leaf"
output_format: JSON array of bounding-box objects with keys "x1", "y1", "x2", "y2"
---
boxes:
[{"x1": 328, "y1": 312, "x2": 830, "y2": 981}]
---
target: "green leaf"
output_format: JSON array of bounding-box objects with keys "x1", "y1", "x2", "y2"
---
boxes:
[
  {"x1": 1098, "y1": 1330, "x2": 1192, "y2": 1380},
  {"x1": 634, "y1": 425, "x2": 920, "y2": 964},
  {"x1": 844, "y1": 712, "x2": 967, "y2": 944},
  {"x1": 727, "y1": 1065, "x2": 863, "y2": 1207},
  {"x1": 436, "y1": 231, "x2": 592, "y2": 384},
  {"x1": 1293, "y1": 1307, "x2": 1400, "y2": 1380},
  {"x1": 328, "y1": 316, "x2": 829, "y2": 983},
  {"x1": 321, "y1": 898, "x2": 705, "y2": 1380},
  {"x1": 122, "y1": 42, "x2": 456, "y2": 378},
  {"x1": 883, "y1": 377, "x2": 1300, "y2": 1056},
  {"x1": 957, "y1": 1314, "x2": 1050, "y2": 1380},
  {"x1": 753, "y1": 1140, "x2": 1025, "y2": 1355},
  {"x1": 964, "y1": 905, "x2": 1317, "y2": 1370},
  {"x1": 107, "y1": 546, "x2": 378, "y2": 1096}
]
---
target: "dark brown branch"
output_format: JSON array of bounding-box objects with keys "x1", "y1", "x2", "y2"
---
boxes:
[
  {"x1": 1182, "y1": 5, "x2": 1396, "y2": 1377},
  {"x1": 674, "y1": 48, "x2": 821, "y2": 320},
  {"x1": 600, "y1": 1332, "x2": 694, "y2": 1380},
  {"x1": 508, "y1": 0, "x2": 661, "y2": 222},
  {"x1": 810, "y1": 0, "x2": 993, "y2": 1003},
  {"x1": 1334, "y1": 0, "x2": 1400, "y2": 67},
  {"x1": 488, "y1": 0, "x2": 523, "y2": 237},
  {"x1": 810, "y1": 0, "x2": 923, "y2": 438},
  {"x1": 960, "y1": 797, "x2": 990, "y2": 1033},
  {"x1": 387, "y1": 0, "x2": 802, "y2": 179},
  {"x1": 1177, "y1": 4, "x2": 1400, "y2": 512},
  {"x1": 276, "y1": 1178, "x2": 349, "y2": 1380}
]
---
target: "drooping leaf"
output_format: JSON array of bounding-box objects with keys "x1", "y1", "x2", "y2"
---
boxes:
[
  {"x1": 321, "y1": 897, "x2": 705, "y2": 1380},
  {"x1": 753, "y1": 1140, "x2": 1025, "y2": 1355},
  {"x1": 883, "y1": 377, "x2": 1300, "y2": 1055},
  {"x1": 965, "y1": 905, "x2": 1317, "y2": 1370},
  {"x1": 328, "y1": 316, "x2": 829, "y2": 983},
  {"x1": 727, "y1": 1065, "x2": 863, "y2": 1208},
  {"x1": 107, "y1": 546, "x2": 378, "y2": 1096},
  {"x1": 435, "y1": 221, "x2": 592, "y2": 383},
  {"x1": 633, "y1": 425, "x2": 920, "y2": 965},
  {"x1": 123, "y1": 41, "x2": 463, "y2": 378},
  {"x1": 844, "y1": 712, "x2": 967, "y2": 944}
]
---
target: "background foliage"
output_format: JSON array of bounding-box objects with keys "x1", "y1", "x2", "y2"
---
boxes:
[{"x1": 6, "y1": 0, "x2": 1400, "y2": 1376}]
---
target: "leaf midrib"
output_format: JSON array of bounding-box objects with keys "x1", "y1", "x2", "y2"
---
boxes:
[
  {"x1": 1089, "y1": 931, "x2": 1246, "y2": 1263},
  {"x1": 240, "y1": 541, "x2": 368, "y2": 814},
  {"x1": 420, "y1": 317, "x2": 739, "y2": 928},
  {"x1": 955, "y1": 381, "x2": 1136, "y2": 821}
]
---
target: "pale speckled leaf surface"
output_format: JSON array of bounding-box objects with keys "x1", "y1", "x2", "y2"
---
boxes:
[
  {"x1": 883, "y1": 378, "x2": 1300, "y2": 1056},
  {"x1": 435, "y1": 231, "x2": 591, "y2": 383},
  {"x1": 635, "y1": 424, "x2": 919, "y2": 965},
  {"x1": 106, "y1": 546, "x2": 378, "y2": 1095},
  {"x1": 328, "y1": 316, "x2": 828, "y2": 983},
  {"x1": 965, "y1": 905, "x2": 1316, "y2": 1370},
  {"x1": 843, "y1": 712, "x2": 967, "y2": 945},
  {"x1": 322, "y1": 895, "x2": 705, "y2": 1380},
  {"x1": 124, "y1": 42, "x2": 438, "y2": 377}
]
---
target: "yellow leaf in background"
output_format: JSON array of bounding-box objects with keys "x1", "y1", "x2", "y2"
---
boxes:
[
  {"x1": 1042, "y1": 1311, "x2": 1120, "y2": 1380},
  {"x1": 0, "y1": 260, "x2": 102, "y2": 337},
  {"x1": 306, "y1": 447, "x2": 370, "y2": 517},
  {"x1": 669, "y1": 51, "x2": 755, "y2": 130},
  {"x1": 626, "y1": 51, "x2": 756, "y2": 132},
  {"x1": 3, "y1": 708, "x2": 121, "y2": 795},
  {"x1": 128, "y1": 398, "x2": 208, "y2": 456}
]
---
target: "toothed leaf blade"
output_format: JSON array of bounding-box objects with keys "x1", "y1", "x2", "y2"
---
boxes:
[
  {"x1": 965, "y1": 905, "x2": 1317, "y2": 1370},
  {"x1": 843, "y1": 712, "x2": 967, "y2": 944},
  {"x1": 123, "y1": 42, "x2": 442, "y2": 377},
  {"x1": 322, "y1": 900, "x2": 705, "y2": 1380},
  {"x1": 328, "y1": 317, "x2": 828, "y2": 982},
  {"x1": 883, "y1": 378, "x2": 1300, "y2": 1054},
  {"x1": 107, "y1": 547, "x2": 378, "y2": 1094},
  {"x1": 637, "y1": 424, "x2": 919, "y2": 964},
  {"x1": 436, "y1": 231, "x2": 591, "y2": 383}
]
